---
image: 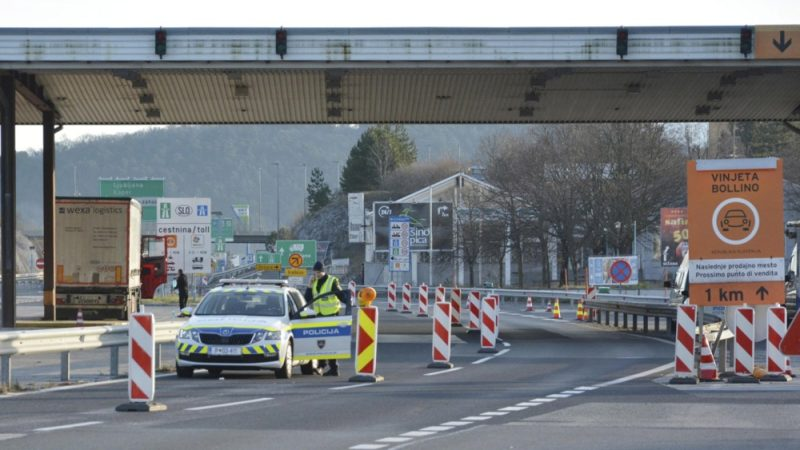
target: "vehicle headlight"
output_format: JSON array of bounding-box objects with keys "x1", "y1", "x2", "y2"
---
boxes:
[
  {"x1": 178, "y1": 328, "x2": 200, "y2": 341},
  {"x1": 252, "y1": 330, "x2": 280, "y2": 343}
]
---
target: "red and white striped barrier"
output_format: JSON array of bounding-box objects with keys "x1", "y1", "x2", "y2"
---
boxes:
[
  {"x1": 525, "y1": 297, "x2": 534, "y2": 312},
  {"x1": 116, "y1": 313, "x2": 167, "y2": 411},
  {"x1": 467, "y1": 291, "x2": 480, "y2": 330},
  {"x1": 734, "y1": 306, "x2": 757, "y2": 381},
  {"x1": 417, "y1": 283, "x2": 429, "y2": 317},
  {"x1": 450, "y1": 288, "x2": 462, "y2": 326},
  {"x1": 586, "y1": 286, "x2": 597, "y2": 301},
  {"x1": 428, "y1": 302, "x2": 454, "y2": 368},
  {"x1": 435, "y1": 285, "x2": 446, "y2": 303},
  {"x1": 401, "y1": 283, "x2": 412, "y2": 313},
  {"x1": 763, "y1": 306, "x2": 791, "y2": 381},
  {"x1": 387, "y1": 282, "x2": 397, "y2": 311},
  {"x1": 349, "y1": 305, "x2": 384, "y2": 383},
  {"x1": 348, "y1": 280, "x2": 357, "y2": 307},
  {"x1": 699, "y1": 334, "x2": 718, "y2": 381},
  {"x1": 479, "y1": 296, "x2": 499, "y2": 353},
  {"x1": 670, "y1": 304, "x2": 697, "y2": 383}
]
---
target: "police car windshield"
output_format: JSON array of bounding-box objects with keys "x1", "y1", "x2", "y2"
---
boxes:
[{"x1": 195, "y1": 290, "x2": 285, "y2": 317}]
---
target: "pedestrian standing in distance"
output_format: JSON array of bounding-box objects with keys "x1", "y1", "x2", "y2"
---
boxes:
[
  {"x1": 176, "y1": 269, "x2": 189, "y2": 310},
  {"x1": 304, "y1": 261, "x2": 346, "y2": 376}
]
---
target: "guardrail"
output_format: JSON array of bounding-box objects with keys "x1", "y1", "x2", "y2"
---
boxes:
[{"x1": 0, "y1": 320, "x2": 183, "y2": 389}]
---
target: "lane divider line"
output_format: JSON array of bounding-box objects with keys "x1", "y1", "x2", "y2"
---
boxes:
[
  {"x1": 595, "y1": 362, "x2": 673, "y2": 388},
  {"x1": 421, "y1": 426, "x2": 454, "y2": 432},
  {"x1": 575, "y1": 386, "x2": 598, "y2": 391},
  {"x1": 330, "y1": 383, "x2": 374, "y2": 391},
  {"x1": 376, "y1": 437, "x2": 412, "y2": 443},
  {"x1": 461, "y1": 416, "x2": 492, "y2": 421},
  {"x1": 472, "y1": 349, "x2": 510, "y2": 365},
  {"x1": 34, "y1": 421, "x2": 103, "y2": 432},
  {"x1": 499, "y1": 406, "x2": 528, "y2": 412},
  {"x1": 546, "y1": 393, "x2": 571, "y2": 398},
  {"x1": 400, "y1": 431, "x2": 437, "y2": 437},
  {"x1": 561, "y1": 390, "x2": 585, "y2": 394},
  {"x1": 516, "y1": 402, "x2": 542, "y2": 407},
  {"x1": 185, "y1": 397, "x2": 273, "y2": 411},
  {"x1": 531, "y1": 398, "x2": 557, "y2": 402},
  {"x1": 480, "y1": 411, "x2": 509, "y2": 416},
  {"x1": 0, "y1": 433, "x2": 26, "y2": 441},
  {"x1": 423, "y1": 367, "x2": 463, "y2": 377},
  {"x1": 441, "y1": 421, "x2": 472, "y2": 426},
  {"x1": 349, "y1": 445, "x2": 387, "y2": 450}
]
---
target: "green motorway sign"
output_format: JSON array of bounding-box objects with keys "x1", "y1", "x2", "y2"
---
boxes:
[
  {"x1": 276, "y1": 240, "x2": 317, "y2": 269},
  {"x1": 99, "y1": 178, "x2": 164, "y2": 197},
  {"x1": 212, "y1": 217, "x2": 234, "y2": 243},
  {"x1": 256, "y1": 251, "x2": 280, "y2": 264}
]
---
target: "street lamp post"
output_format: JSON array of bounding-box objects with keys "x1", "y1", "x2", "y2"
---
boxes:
[
  {"x1": 274, "y1": 162, "x2": 280, "y2": 234},
  {"x1": 302, "y1": 163, "x2": 307, "y2": 215},
  {"x1": 258, "y1": 167, "x2": 263, "y2": 233}
]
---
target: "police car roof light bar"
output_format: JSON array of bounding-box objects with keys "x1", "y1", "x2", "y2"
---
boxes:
[{"x1": 219, "y1": 279, "x2": 289, "y2": 287}]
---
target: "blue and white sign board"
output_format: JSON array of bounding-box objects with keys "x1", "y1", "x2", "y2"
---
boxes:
[
  {"x1": 156, "y1": 197, "x2": 212, "y2": 275},
  {"x1": 588, "y1": 256, "x2": 639, "y2": 286},
  {"x1": 389, "y1": 216, "x2": 411, "y2": 272}
]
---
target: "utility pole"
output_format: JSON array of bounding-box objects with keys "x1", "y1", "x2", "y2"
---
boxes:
[
  {"x1": 302, "y1": 163, "x2": 308, "y2": 215},
  {"x1": 258, "y1": 167, "x2": 262, "y2": 232},
  {"x1": 274, "y1": 162, "x2": 280, "y2": 234}
]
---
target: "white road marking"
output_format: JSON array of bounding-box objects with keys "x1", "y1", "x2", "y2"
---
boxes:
[
  {"x1": 531, "y1": 398, "x2": 557, "y2": 402},
  {"x1": 185, "y1": 397, "x2": 273, "y2": 411},
  {"x1": 472, "y1": 349, "x2": 510, "y2": 364},
  {"x1": 330, "y1": 383, "x2": 374, "y2": 391},
  {"x1": 562, "y1": 390, "x2": 584, "y2": 394},
  {"x1": 424, "y1": 367, "x2": 463, "y2": 377},
  {"x1": 461, "y1": 416, "x2": 492, "y2": 421},
  {"x1": 575, "y1": 386, "x2": 598, "y2": 391},
  {"x1": 34, "y1": 421, "x2": 102, "y2": 432},
  {"x1": 400, "y1": 431, "x2": 437, "y2": 437},
  {"x1": 441, "y1": 421, "x2": 471, "y2": 426},
  {"x1": 480, "y1": 411, "x2": 510, "y2": 416},
  {"x1": 0, "y1": 434, "x2": 26, "y2": 441},
  {"x1": 516, "y1": 402, "x2": 542, "y2": 407},
  {"x1": 547, "y1": 393, "x2": 571, "y2": 398},
  {"x1": 499, "y1": 406, "x2": 528, "y2": 411},
  {"x1": 376, "y1": 437, "x2": 412, "y2": 443},
  {"x1": 596, "y1": 362, "x2": 673, "y2": 387},
  {"x1": 420, "y1": 426, "x2": 453, "y2": 432},
  {"x1": 350, "y1": 445, "x2": 387, "y2": 449},
  {"x1": 502, "y1": 341, "x2": 511, "y2": 347}
]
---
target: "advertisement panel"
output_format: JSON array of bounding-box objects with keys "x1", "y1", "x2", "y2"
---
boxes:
[
  {"x1": 373, "y1": 202, "x2": 453, "y2": 251},
  {"x1": 348, "y1": 193, "x2": 365, "y2": 243},
  {"x1": 157, "y1": 198, "x2": 212, "y2": 275},
  {"x1": 588, "y1": 256, "x2": 639, "y2": 286},
  {"x1": 660, "y1": 207, "x2": 688, "y2": 267}
]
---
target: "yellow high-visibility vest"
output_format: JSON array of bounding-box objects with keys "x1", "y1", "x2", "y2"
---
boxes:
[{"x1": 311, "y1": 275, "x2": 342, "y2": 316}]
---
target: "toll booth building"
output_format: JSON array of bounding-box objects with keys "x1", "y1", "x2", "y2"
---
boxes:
[{"x1": 364, "y1": 171, "x2": 540, "y2": 288}]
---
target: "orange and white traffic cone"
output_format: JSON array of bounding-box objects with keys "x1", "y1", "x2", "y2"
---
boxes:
[
  {"x1": 576, "y1": 301, "x2": 584, "y2": 320},
  {"x1": 546, "y1": 300, "x2": 552, "y2": 312},
  {"x1": 582, "y1": 306, "x2": 590, "y2": 321},
  {"x1": 76, "y1": 308, "x2": 84, "y2": 327},
  {"x1": 699, "y1": 334, "x2": 719, "y2": 381},
  {"x1": 525, "y1": 297, "x2": 534, "y2": 312},
  {"x1": 552, "y1": 300, "x2": 561, "y2": 319}
]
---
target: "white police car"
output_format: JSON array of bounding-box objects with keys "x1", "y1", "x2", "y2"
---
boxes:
[{"x1": 175, "y1": 279, "x2": 352, "y2": 379}]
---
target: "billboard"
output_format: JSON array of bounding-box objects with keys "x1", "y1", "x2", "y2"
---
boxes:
[
  {"x1": 156, "y1": 198, "x2": 212, "y2": 275},
  {"x1": 373, "y1": 202, "x2": 453, "y2": 251},
  {"x1": 660, "y1": 207, "x2": 688, "y2": 267},
  {"x1": 588, "y1": 256, "x2": 639, "y2": 286}
]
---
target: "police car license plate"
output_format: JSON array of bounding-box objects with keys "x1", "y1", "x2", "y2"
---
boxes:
[{"x1": 210, "y1": 346, "x2": 242, "y2": 356}]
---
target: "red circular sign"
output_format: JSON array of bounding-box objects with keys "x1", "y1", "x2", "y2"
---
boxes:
[
  {"x1": 609, "y1": 260, "x2": 632, "y2": 283},
  {"x1": 35, "y1": 258, "x2": 45, "y2": 270}
]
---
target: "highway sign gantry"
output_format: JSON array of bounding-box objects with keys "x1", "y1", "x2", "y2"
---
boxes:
[{"x1": 687, "y1": 158, "x2": 784, "y2": 306}]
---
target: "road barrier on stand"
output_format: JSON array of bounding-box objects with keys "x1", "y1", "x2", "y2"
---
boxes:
[
  {"x1": 349, "y1": 306, "x2": 384, "y2": 383},
  {"x1": 763, "y1": 306, "x2": 791, "y2": 381},
  {"x1": 732, "y1": 306, "x2": 758, "y2": 383},
  {"x1": 429, "y1": 302, "x2": 454, "y2": 369},
  {"x1": 699, "y1": 334, "x2": 718, "y2": 381},
  {"x1": 435, "y1": 285, "x2": 446, "y2": 303},
  {"x1": 348, "y1": 281, "x2": 357, "y2": 308},
  {"x1": 417, "y1": 283, "x2": 429, "y2": 317},
  {"x1": 401, "y1": 283, "x2": 412, "y2": 313},
  {"x1": 387, "y1": 282, "x2": 397, "y2": 312},
  {"x1": 670, "y1": 304, "x2": 697, "y2": 384},
  {"x1": 451, "y1": 288, "x2": 462, "y2": 326},
  {"x1": 479, "y1": 296, "x2": 499, "y2": 353},
  {"x1": 546, "y1": 300, "x2": 552, "y2": 312},
  {"x1": 116, "y1": 313, "x2": 167, "y2": 412},
  {"x1": 467, "y1": 291, "x2": 480, "y2": 330},
  {"x1": 525, "y1": 297, "x2": 534, "y2": 312},
  {"x1": 576, "y1": 301, "x2": 584, "y2": 320}
]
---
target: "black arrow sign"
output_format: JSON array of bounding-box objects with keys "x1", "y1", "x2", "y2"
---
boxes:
[
  {"x1": 773, "y1": 31, "x2": 793, "y2": 52},
  {"x1": 756, "y1": 286, "x2": 769, "y2": 300}
]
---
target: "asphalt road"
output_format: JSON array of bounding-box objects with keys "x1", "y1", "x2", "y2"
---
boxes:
[{"x1": 1, "y1": 301, "x2": 800, "y2": 449}]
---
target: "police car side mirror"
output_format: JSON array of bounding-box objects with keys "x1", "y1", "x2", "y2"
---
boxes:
[{"x1": 298, "y1": 307, "x2": 317, "y2": 319}]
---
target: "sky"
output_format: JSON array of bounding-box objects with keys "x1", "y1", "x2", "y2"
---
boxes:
[{"x1": 3, "y1": 0, "x2": 799, "y2": 150}]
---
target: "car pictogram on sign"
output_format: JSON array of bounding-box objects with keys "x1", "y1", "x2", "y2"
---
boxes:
[{"x1": 720, "y1": 209, "x2": 750, "y2": 232}]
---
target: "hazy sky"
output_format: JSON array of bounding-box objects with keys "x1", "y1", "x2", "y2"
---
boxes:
[{"x1": 4, "y1": 0, "x2": 799, "y2": 150}]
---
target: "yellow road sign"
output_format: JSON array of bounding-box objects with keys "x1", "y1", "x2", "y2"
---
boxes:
[
  {"x1": 285, "y1": 268, "x2": 307, "y2": 277},
  {"x1": 257, "y1": 263, "x2": 281, "y2": 272},
  {"x1": 288, "y1": 253, "x2": 304, "y2": 268}
]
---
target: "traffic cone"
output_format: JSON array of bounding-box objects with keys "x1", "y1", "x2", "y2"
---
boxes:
[
  {"x1": 582, "y1": 305, "x2": 589, "y2": 321},
  {"x1": 552, "y1": 300, "x2": 561, "y2": 319},
  {"x1": 76, "y1": 308, "x2": 84, "y2": 327},
  {"x1": 546, "y1": 300, "x2": 552, "y2": 312},
  {"x1": 699, "y1": 334, "x2": 718, "y2": 381},
  {"x1": 525, "y1": 297, "x2": 534, "y2": 312},
  {"x1": 576, "y1": 301, "x2": 584, "y2": 320}
]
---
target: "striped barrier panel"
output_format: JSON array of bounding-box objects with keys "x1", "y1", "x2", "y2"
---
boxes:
[
  {"x1": 479, "y1": 296, "x2": 499, "y2": 353},
  {"x1": 467, "y1": 291, "x2": 480, "y2": 330},
  {"x1": 349, "y1": 306, "x2": 384, "y2": 383},
  {"x1": 348, "y1": 280, "x2": 357, "y2": 307},
  {"x1": 116, "y1": 313, "x2": 167, "y2": 411},
  {"x1": 401, "y1": 283, "x2": 412, "y2": 313},
  {"x1": 387, "y1": 282, "x2": 397, "y2": 312},
  {"x1": 763, "y1": 306, "x2": 791, "y2": 381},
  {"x1": 671, "y1": 304, "x2": 697, "y2": 383},
  {"x1": 417, "y1": 283, "x2": 429, "y2": 317},
  {"x1": 734, "y1": 306, "x2": 756, "y2": 381},
  {"x1": 450, "y1": 288, "x2": 462, "y2": 326},
  {"x1": 428, "y1": 302, "x2": 454, "y2": 368},
  {"x1": 435, "y1": 285, "x2": 446, "y2": 303}
]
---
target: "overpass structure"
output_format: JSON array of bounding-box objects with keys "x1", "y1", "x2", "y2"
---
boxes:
[{"x1": 1, "y1": 25, "x2": 799, "y2": 326}]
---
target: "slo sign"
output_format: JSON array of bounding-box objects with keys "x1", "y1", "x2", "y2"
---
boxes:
[{"x1": 687, "y1": 158, "x2": 784, "y2": 306}]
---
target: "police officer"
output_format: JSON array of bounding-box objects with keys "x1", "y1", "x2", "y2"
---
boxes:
[{"x1": 304, "y1": 261, "x2": 346, "y2": 376}]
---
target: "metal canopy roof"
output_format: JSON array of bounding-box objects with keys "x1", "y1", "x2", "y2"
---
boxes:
[{"x1": 1, "y1": 26, "x2": 799, "y2": 125}]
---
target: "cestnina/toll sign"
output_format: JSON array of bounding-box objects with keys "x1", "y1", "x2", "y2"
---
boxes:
[{"x1": 687, "y1": 158, "x2": 784, "y2": 306}]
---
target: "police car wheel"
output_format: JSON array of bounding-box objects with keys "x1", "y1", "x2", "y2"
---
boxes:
[
  {"x1": 176, "y1": 366, "x2": 194, "y2": 378},
  {"x1": 207, "y1": 368, "x2": 222, "y2": 377},
  {"x1": 300, "y1": 359, "x2": 319, "y2": 375},
  {"x1": 276, "y1": 341, "x2": 293, "y2": 379}
]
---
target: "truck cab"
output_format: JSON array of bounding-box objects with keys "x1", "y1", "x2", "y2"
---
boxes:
[{"x1": 141, "y1": 235, "x2": 167, "y2": 299}]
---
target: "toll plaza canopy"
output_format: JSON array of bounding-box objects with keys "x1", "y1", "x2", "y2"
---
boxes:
[{"x1": 0, "y1": 25, "x2": 799, "y2": 125}]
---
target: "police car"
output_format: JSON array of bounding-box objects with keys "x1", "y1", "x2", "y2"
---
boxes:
[{"x1": 175, "y1": 279, "x2": 352, "y2": 379}]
